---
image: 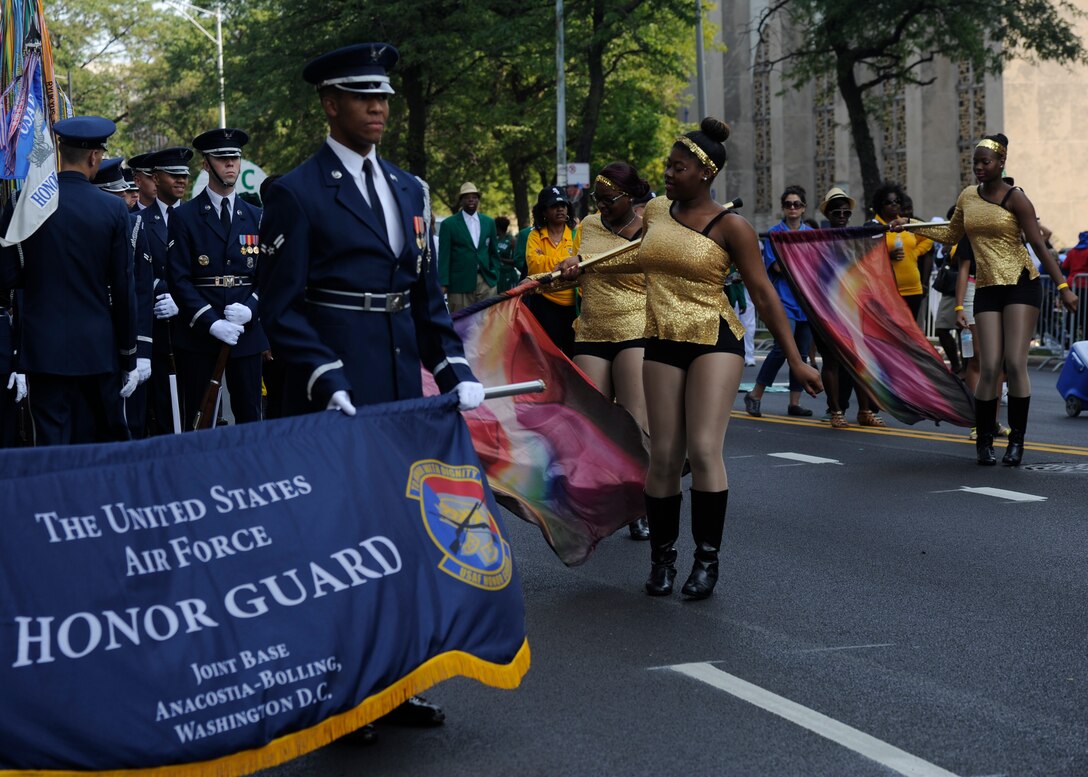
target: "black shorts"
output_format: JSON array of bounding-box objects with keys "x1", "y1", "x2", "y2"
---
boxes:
[
  {"x1": 643, "y1": 318, "x2": 745, "y2": 370},
  {"x1": 571, "y1": 338, "x2": 646, "y2": 361},
  {"x1": 973, "y1": 269, "x2": 1042, "y2": 313}
]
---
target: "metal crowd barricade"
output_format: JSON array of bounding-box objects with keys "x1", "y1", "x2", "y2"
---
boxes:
[{"x1": 1036, "y1": 273, "x2": 1088, "y2": 371}]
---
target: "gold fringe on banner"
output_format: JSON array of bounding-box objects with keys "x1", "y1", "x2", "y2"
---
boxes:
[{"x1": 2, "y1": 639, "x2": 531, "y2": 777}]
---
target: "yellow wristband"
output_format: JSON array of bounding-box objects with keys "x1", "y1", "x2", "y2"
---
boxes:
[
  {"x1": 1057, "y1": 282, "x2": 1069, "y2": 291},
  {"x1": 954, "y1": 305, "x2": 964, "y2": 312}
]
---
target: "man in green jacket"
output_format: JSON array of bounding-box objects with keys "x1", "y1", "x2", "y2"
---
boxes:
[{"x1": 438, "y1": 182, "x2": 499, "y2": 312}]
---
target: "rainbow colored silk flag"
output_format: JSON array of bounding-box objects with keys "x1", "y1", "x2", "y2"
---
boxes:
[
  {"x1": 426, "y1": 286, "x2": 648, "y2": 566},
  {"x1": 769, "y1": 227, "x2": 974, "y2": 426}
]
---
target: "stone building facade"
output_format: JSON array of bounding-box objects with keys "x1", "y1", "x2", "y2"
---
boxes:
[{"x1": 694, "y1": 1, "x2": 1088, "y2": 249}]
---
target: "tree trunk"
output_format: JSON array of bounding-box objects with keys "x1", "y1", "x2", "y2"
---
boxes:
[
  {"x1": 508, "y1": 157, "x2": 530, "y2": 228},
  {"x1": 573, "y1": 0, "x2": 607, "y2": 165},
  {"x1": 836, "y1": 54, "x2": 882, "y2": 216},
  {"x1": 400, "y1": 64, "x2": 428, "y2": 180}
]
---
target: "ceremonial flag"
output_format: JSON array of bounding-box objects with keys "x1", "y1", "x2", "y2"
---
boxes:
[
  {"x1": 0, "y1": 397, "x2": 529, "y2": 775},
  {"x1": 770, "y1": 227, "x2": 974, "y2": 426},
  {"x1": 427, "y1": 288, "x2": 649, "y2": 566},
  {"x1": 0, "y1": 50, "x2": 58, "y2": 246}
]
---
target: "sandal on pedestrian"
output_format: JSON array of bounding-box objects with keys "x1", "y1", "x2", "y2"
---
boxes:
[
  {"x1": 856, "y1": 410, "x2": 886, "y2": 427},
  {"x1": 829, "y1": 411, "x2": 849, "y2": 429}
]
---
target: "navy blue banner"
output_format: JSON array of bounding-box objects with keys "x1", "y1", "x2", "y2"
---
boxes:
[{"x1": 0, "y1": 395, "x2": 528, "y2": 775}]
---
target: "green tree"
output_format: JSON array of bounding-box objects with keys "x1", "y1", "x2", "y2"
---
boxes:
[{"x1": 759, "y1": 0, "x2": 1087, "y2": 206}]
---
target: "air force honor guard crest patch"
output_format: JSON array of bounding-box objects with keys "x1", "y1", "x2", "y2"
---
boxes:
[{"x1": 406, "y1": 460, "x2": 513, "y2": 591}]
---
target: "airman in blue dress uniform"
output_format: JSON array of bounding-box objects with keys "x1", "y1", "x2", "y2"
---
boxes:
[
  {"x1": 143, "y1": 146, "x2": 191, "y2": 431},
  {"x1": 168, "y1": 128, "x2": 267, "y2": 427},
  {"x1": 0, "y1": 116, "x2": 137, "y2": 445},
  {"x1": 257, "y1": 42, "x2": 486, "y2": 736},
  {"x1": 93, "y1": 157, "x2": 155, "y2": 437}
]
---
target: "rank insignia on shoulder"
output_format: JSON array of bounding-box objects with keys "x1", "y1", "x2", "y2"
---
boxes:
[{"x1": 198, "y1": 254, "x2": 210, "y2": 266}]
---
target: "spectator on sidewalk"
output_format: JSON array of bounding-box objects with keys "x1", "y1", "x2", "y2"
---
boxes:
[{"x1": 439, "y1": 182, "x2": 499, "y2": 312}]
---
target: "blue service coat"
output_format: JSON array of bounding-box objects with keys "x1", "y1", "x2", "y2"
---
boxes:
[
  {"x1": 258, "y1": 143, "x2": 476, "y2": 412},
  {"x1": 167, "y1": 190, "x2": 267, "y2": 357},
  {"x1": 0, "y1": 171, "x2": 136, "y2": 375},
  {"x1": 129, "y1": 212, "x2": 155, "y2": 360},
  {"x1": 140, "y1": 202, "x2": 175, "y2": 357}
]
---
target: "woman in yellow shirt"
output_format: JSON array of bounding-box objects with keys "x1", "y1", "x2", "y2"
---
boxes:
[
  {"x1": 526, "y1": 187, "x2": 580, "y2": 356},
  {"x1": 871, "y1": 182, "x2": 933, "y2": 319}
]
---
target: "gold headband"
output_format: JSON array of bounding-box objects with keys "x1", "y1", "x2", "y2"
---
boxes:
[
  {"x1": 675, "y1": 136, "x2": 719, "y2": 177},
  {"x1": 594, "y1": 174, "x2": 626, "y2": 195},
  {"x1": 975, "y1": 138, "x2": 1006, "y2": 157}
]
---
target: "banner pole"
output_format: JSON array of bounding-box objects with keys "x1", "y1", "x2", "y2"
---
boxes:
[{"x1": 483, "y1": 380, "x2": 546, "y2": 399}]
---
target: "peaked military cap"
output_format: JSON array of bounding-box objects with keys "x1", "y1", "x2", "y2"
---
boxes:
[
  {"x1": 53, "y1": 116, "x2": 115, "y2": 150},
  {"x1": 302, "y1": 43, "x2": 399, "y2": 95},
  {"x1": 193, "y1": 128, "x2": 249, "y2": 157},
  {"x1": 148, "y1": 146, "x2": 194, "y2": 176},
  {"x1": 127, "y1": 152, "x2": 156, "y2": 174},
  {"x1": 123, "y1": 167, "x2": 138, "y2": 191},
  {"x1": 92, "y1": 157, "x2": 127, "y2": 192}
]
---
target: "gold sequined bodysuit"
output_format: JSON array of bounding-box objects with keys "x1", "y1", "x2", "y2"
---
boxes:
[
  {"x1": 637, "y1": 196, "x2": 745, "y2": 345},
  {"x1": 575, "y1": 214, "x2": 646, "y2": 343},
  {"x1": 911, "y1": 186, "x2": 1039, "y2": 287}
]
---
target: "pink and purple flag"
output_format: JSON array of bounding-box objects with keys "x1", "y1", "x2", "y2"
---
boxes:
[
  {"x1": 425, "y1": 284, "x2": 648, "y2": 566},
  {"x1": 770, "y1": 227, "x2": 974, "y2": 427}
]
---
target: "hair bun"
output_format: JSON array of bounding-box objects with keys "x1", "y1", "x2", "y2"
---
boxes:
[
  {"x1": 988, "y1": 132, "x2": 1009, "y2": 147},
  {"x1": 700, "y1": 117, "x2": 730, "y2": 143}
]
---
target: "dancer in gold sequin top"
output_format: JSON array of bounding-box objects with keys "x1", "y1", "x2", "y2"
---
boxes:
[
  {"x1": 895, "y1": 133, "x2": 1078, "y2": 466},
  {"x1": 562, "y1": 117, "x2": 822, "y2": 600}
]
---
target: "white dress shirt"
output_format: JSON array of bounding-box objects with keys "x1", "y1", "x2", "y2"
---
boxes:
[
  {"x1": 205, "y1": 188, "x2": 236, "y2": 224},
  {"x1": 156, "y1": 198, "x2": 180, "y2": 226},
  {"x1": 326, "y1": 135, "x2": 404, "y2": 256},
  {"x1": 462, "y1": 209, "x2": 481, "y2": 248}
]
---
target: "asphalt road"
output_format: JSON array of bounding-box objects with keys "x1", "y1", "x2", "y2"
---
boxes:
[{"x1": 260, "y1": 363, "x2": 1088, "y2": 777}]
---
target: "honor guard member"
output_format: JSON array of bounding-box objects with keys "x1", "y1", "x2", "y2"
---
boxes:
[
  {"x1": 127, "y1": 151, "x2": 157, "y2": 211},
  {"x1": 167, "y1": 128, "x2": 267, "y2": 426},
  {"x1": 144, "y1": 146, "x2": 191, "y2": 432},
  {"x1": 0, "y1": 116, "x2": 138, "y2": 445},
  {"x1": 257, "y1": 43, "x2": 484, "y2": 736},
  {"x1": 94, "y1": 157, "x2": 155, "y2": 437},
  {"x1": 122, "y1": 167, "x2": 140, "y2": 210}
]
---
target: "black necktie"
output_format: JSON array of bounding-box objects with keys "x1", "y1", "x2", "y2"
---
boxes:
[
  {"x1": 362, "y1": 159, "x2": 388, "y2": 242},
  {"x1": 220, "y1": 197, "x2": 231, "y2": 230}
]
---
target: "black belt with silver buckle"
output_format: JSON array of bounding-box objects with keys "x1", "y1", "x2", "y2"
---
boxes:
[
  {"x1": 305, "y1": 287, "x2": 410, "y2": 313},
  {"x1": 193, "y1": 275, "x2": 252, "y2": 288}
]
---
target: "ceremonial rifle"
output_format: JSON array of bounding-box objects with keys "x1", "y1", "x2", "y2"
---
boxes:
[{"x1": 191, "y1": 343, "x2": 231, "y2": 430}]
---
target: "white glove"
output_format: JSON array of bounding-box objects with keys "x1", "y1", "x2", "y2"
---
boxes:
[
  {"x1": 7, "y1": 372, "x2": 26, "y2": 403},
  {"x1": 209, "y1": 319, "x2": 243, "y2": 345},
  {"x1": 326, "y1": 390, "x2": 356, "y2": 416},
  {"x1": 120, "y1": 370, "x2": 139, "y2": 398},
  {"x1": 454, "y1": 381, "x2": 485, "y2": 411},
  {"x1": 154, "y1": 293, "x2": 179, "y2": 319},
  {"x1": 223, "y1": 302, "x2": 253, "y2": 325},
  {"x1": 136, "y1": 357, "x2": 152, "y2": 384}
]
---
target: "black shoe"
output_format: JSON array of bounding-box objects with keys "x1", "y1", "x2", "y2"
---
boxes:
[
  {"x1": 787, "y1": 404, "x2": 813, "y2": 417},
  {"x1": 627, "y1": 515, "x2": 650, "y2": 541},
  {"x1": 681, "y1": 555, "x2": 719, "y2": 599},
  {"x1": 1002, "y1": 432, "x2": 1024, "y2": 466},
  {"x1": 645, "y1": 562, "x2": 677, "y2": 596},
  {"x1": 743, "y1": 392, "x2": 762, "y2": 417},
  {"x1": 342, "y1": 724, "x2": 377, "y2": 745},
  {"x1": 380, "y1": 696, "x2": 445, "y2": 727},
  {"x1": 976, "y1": 436, "x2": 997, "y2": 466}
]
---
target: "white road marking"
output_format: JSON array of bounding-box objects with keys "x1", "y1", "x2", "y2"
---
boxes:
[
  {"x1": 667, "y1": 662, "x2": 962, "y2": 777},
  {"x1": 768, "y1": 452, "x2": 843, "y2": 465},
  {"x1": 958, "y1": 486, "x2": 1047, "y2": 503},
  {"x1": 797, "y1": 643, "x2": 896, "y2": 653}
]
